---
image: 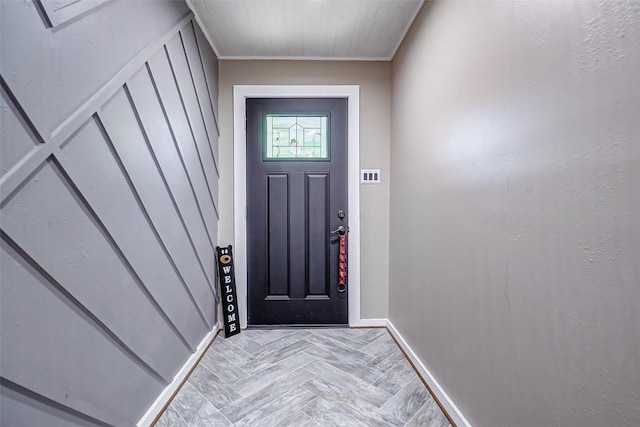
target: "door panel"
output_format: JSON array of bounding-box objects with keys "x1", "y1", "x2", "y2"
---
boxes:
[
  {"x1": 246, "y1": 98, "x2": 348, "y2": 325},
  {"x1": 307, "y1": 173, "x2": 329, "y2": 297},
  {"x1": 267, "y1": 173, "x2": 290, "y2": 296}
]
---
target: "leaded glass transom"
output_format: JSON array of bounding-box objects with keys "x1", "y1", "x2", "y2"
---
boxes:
[{"x1": 265, "y1": 114, "x2": 328, "y2": 159}]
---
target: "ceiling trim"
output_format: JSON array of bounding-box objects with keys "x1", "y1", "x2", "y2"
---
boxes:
[
  {"x1": 389, "y1": 0, "x2": 425, "y2": 60},
  {"x1": 185, "y1": 0, "x2": 222, "y2": 59},
  {"x1": 217, "y1": 55, "x2": 394, "y2": 62}
]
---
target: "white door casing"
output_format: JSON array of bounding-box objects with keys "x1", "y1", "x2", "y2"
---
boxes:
[{"x1": 233, "y1": 85, "x2": 361, "y2": 328}]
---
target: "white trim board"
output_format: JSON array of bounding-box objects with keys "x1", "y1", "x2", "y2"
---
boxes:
[
  {"x1": 233, "y1": 85, "x2": 361, "y2": 327},
  {"x1": 137, "y1": 324, "x2": 220, "y2": 427},
  {"x1": 219, "y1": 56, "x2": 393, "y2": 61},
  {"x1": 351, "y1": 318, "x2": 388, "y2": 328},
  {"x1": 386, "y1": 320, "x2": 472, "y2": 427}
]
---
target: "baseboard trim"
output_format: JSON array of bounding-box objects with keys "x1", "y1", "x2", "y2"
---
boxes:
[
  {"x1": 350, "y1": 318, "x2": 388, "y2": 327},
  {"x1": 385, "y1": 320, "x2": 471, "y2": 427},
  {"x1": 137, "y1": 324, "x2": 220, "y2": 427}
]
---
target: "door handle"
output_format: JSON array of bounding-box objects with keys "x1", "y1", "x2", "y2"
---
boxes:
[
  {"x1": 330, "y1": 225, "x2": 346, "y2": 236},
  {"x1": 336, "y1": 228, "x2": 347, "y2": 293}
]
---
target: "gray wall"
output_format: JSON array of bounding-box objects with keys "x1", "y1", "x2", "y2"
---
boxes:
[
  {"x1": 1, "y1": 1, "x2": 219, "y2": 425},
  {"x1": 389, "y1": 1, "x2": 640, "y2": 426},
  {"x1": 218, "y1": 60, "x2": 392, "y2": 319}
]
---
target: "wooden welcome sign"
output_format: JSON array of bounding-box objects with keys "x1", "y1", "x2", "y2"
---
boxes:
[{"x1": 216, "y1": 245, "x2": 241, "y2": 338}]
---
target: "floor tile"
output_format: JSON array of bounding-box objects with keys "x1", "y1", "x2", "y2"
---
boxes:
[
  {"x1": 301, "y1": 334, "x2": 381, "y2": 383},
  {"x1": 156, "y1": 405, "x2": 188, "y2": 427},
  {"x1": 240, "y1": 328, "x2": 295, "y2": 345},
  {"x1": 232, "y1": 351, "x2": 315, "y2": 396},
  {"x1": 358, "y1": 331, "x2": 398, "y2": 356},
  {"x1": 256, "y1": 330, "x2": 313, "y2": 355},
  {"x1": 405, "y1": 397, "x2": 452, "y2": 427},
  {"x1": 275, "y1": 409, "x2": 320, "y2": 427},
  {"x1": 302, "y1": 359, "x2": 393, "y2": 407},
  {"x1": 300, "y1": 394, "x2": 367, "y2": 426},
  {"x1": 171, "y1": 383, "x2": 231, "y2": 426},
  {"x1": 233, "y1": 386, "x2": 316, "y2": 426},
  {"x1": 188, "y1": 364, "x2": 240, "y2": 408},
  {"x1": 223, "y1": 333, "x2": 264, "y2": 356},
  {"x1": 220, "y1": 367, "x2": 315, "y2": 423},
  {"x1": 355, "y1": 327, "x2": 388, "y2": 342},
  {"x1": 155, "y1": 328, "x2": 450, "y2": 427},
  {"x1": 238, "y1": 339, "x2": 313, "y2": 374},
  {"x1": 209, "y1": 337, "x2": 256, "y2": 367},
  {"x1": 380, "y1": 377, "x2": 432, "y2": 422},
  {"x1": 310, "y1": 327, "x2": 369, "y2": 350},
  {"x1": 373, "y1": 357, "x2": 417, "y2": 395},
  {"x1": 366, "y1": 343, "x2": 406, "y2": 374},
  {"x1": 199, "y1": 349, "x2": 250, "y2": 385}
]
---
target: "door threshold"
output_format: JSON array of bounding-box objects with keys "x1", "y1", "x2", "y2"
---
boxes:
[{"x1": 247, "y1": 324, "x2": 349, "y2": 329}]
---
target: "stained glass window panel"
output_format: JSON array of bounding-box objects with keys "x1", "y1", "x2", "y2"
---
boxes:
[{"x1": 265, "y1": 114, "x2": 328, "y2": 159}]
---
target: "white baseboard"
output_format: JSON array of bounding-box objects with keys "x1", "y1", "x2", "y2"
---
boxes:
[
  {"x1": 350, "y1": 318, "x2": 388, "y2": 328},
  {"x1": 385, "y1": 320, "x2": 471, "y2": 427},
  {"x1": 137, "y1": 324, "x2": 220, "y2": 427}
]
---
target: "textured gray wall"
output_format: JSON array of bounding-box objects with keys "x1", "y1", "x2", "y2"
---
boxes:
[
  {"x1": 0, "y1": 1, "x2": 219, "y2": 425},
  {"x1": 389, "y1": 1, "x2": 640, "y2": 426}
]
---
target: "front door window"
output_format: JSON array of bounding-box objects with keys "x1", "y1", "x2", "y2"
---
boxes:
[{"x1": 265, "y1": 114, "x2": 329, "y2": 160}]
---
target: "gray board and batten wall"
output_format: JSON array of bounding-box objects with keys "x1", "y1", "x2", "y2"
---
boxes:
[{"x1": 1, "y1": 1, "x2": 220, "y2": 425}]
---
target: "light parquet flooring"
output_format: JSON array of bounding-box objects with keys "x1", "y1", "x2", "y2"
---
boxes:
[{"x1": 156, "y1": 328, "x2": 451, "y2": 427}]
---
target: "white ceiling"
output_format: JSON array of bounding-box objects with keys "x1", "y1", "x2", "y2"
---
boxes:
[{"x1": 187, "y1": 0, "x2": 425, "y2": 60}]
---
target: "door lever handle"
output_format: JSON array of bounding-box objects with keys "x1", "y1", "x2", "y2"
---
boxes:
[{"x1": 330, "y1": 225, "x2": 346, "y2": 236}]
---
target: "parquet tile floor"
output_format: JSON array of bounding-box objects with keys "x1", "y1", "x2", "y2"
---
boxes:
[{"x1": 156, "y1": 328, "x2": 451, "y2": 426}]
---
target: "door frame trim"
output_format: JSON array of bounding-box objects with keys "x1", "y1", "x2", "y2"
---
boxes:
[{"x1": 233, "y1": 85, "x2": 360, "y2": 327}]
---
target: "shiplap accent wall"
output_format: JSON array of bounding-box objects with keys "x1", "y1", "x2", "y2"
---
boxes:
[
  {"x1": 0, "y1": 1, "x2": 219, "y2": 425},
  {"x1": 34, "y1": 0, "x2": 112, "y2": 28}
]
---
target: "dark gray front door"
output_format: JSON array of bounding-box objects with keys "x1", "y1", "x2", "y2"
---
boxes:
[{"x1": 246, "y1": 98, "x2": 348, "y2": 325}]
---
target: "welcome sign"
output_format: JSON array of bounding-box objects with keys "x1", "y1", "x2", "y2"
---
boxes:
[{"x1": 216, "y1": 245, "x2": 241, "y2": 338}]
